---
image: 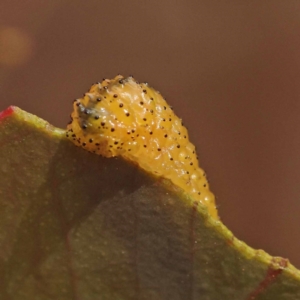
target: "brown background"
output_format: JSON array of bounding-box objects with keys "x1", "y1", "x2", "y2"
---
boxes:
[{"x1": 1, "y1": 1, "x2": 300, "y2": 267}]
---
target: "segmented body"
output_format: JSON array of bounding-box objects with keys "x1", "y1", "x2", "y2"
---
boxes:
[{"x1": 67, "y1": 75, "x2": 218, "y2": 219}]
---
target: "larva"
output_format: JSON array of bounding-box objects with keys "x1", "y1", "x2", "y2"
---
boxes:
[{"x1": 67, "y1": 75, "x2": 218, "y2": 219}]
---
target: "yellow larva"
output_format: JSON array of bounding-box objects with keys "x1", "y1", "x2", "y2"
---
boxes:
[{"x1": 67, "y1": 75, "x2": 218, "y2": 219}]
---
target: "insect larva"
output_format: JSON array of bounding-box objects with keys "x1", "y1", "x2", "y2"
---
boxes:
[{"x1": 67, "y1": 75, "x2": 218, "y2": 219}]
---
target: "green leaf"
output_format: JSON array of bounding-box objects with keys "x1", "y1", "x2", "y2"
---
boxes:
[{"x1": 0, "y1": 106, "x2": 300, "y2": 300}]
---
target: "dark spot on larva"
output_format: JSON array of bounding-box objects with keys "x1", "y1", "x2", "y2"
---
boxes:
[
  {"x1": 109, "y1": 145, "x2": 113, "y2": 148},
  {"x1": 95, "y1": 143, "x2": 100, "y2": 146},
  {"x1": 89, "y1": 138, "x2": 93, "y2": 143},
  {"x1": 111, "y1": 128, "x2": 115, "y2": 132},
  {"x1": 150, "y1": 131, "x2": 153, "y2": 135},
  {"x1": 170, "y1": 157, "x2": 173, "y2": 161},
  {"x1": 128, "y1": 149, "x2": 131, "y2": 151},
  {"x1": 164, "y1": 134, "x2": 168, "y2": 138},
  {"x1": 198, "y1": 192, "x2": 201, "y2": 195},
  {"x1": 144, "y1": 145, "x2": 147, "y2": 148},
  {"x1": 158, "y1": 148, "x2": 161, "y2": 151},
  {"x1": 72, "y1": 134, "x2": 76, "y2": 137},
  {"x1": 131, "y1": 129, "x2": 135, "y2": 133},
  {"x1": 169, "y1": 118, "x2": 172, "y2": 121},
  {"x1": 177, "y1": 145, "x2": 180, "y2": 148},
  {"x1": 143, "y1": 118, "x2": 147, "y2": 121},
  {"x1": 190, "y1": 162, "x2": 193, "y2": 166},
  {"x1": 113, "y1": 94, "x2": 118, "y2": 98},
  {"x1": 119, "y1": 103, "x2": 123, "y2": 107},
  {"x1": 140, "y1": 101, "x2": 144, "y2": 105},
  {"x1": 178, "y1": 132, "x2": 181, "y2": 135},
  {"x1": 126, "y1": 112, "x2": 130, "y2": 117},
  {"x1": 143, "y1": 89, "x2": 147, "y2": 93},
  {"x1": 119, "y1": 79, "x2": 124, "y2": 84},
  {"x1": 82, "y1": 142, "x2": 86, "y2": 146},
  {"x1": 186, "y1": 171, "x2": 190, "y2": 174},
  {"x1": 76, "y1": 102, "x2": 80, "y2": 107},
  {"x1": 162, "y1": 118, "x2": 165, "y2": 121},
  {"x1": 127, "y1": 131, "x2": 130, "y2": 134},
  {"x1": 203, "y1": 184, "x2": 207, "y2": 187},
  {"x1": 150, "y1": 110, "x2": 154, "y2": 113},
  {"x1": 114, "y1": 141, "x2": 118, "y2": 145},
  {"x1": 150, "y1": 97, "x2": 154, "y2": 100},
  {"x1": 94, "y1": 115, "x2": 99, "y2": 120},
  {"x1": 84, "y1": 109, "x2": 90, "y2": 115},
  {"x1": 184, "y1": 135, "x2": 187, "y2": 139},
  {"x1": 164, "y1": 106, "x2": 166, "y2": 110},
  {"x1": 66, "y1": 133, "x2": 69, "y2": 137},
  {"x1": 82, "y1": 124, "x2": 88, "y2": 129},
  {"x1": 97, "y1": 98, "x2": 101, "y2": 102}
]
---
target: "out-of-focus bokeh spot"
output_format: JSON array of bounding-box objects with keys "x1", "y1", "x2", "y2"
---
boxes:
[{"x1": 0, "y1": 27, "x2": 34, "y2": 67}]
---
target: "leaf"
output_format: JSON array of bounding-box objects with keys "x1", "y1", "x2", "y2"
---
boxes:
[{"x1": 0, "y1": 106, "x2": 300, "y2": 300}]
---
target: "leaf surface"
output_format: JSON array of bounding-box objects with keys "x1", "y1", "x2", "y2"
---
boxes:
[{"x1": 0, "y1": 106, "x2": 300, "y2": 300}]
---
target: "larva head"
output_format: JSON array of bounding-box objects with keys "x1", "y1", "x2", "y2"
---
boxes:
[
  {"x1": 67, "y1": 75, "x2": 182, "y2": 159},
  {"x1": 67, "y1": 75, "x2": 218, "y2": 219}
]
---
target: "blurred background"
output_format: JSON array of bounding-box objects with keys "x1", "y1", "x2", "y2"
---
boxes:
[{"x1": 1, "y1": 1, "x2": 300, "y2": 267}]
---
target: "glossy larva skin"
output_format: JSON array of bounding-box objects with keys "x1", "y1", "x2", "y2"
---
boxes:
[{"x1": 67, "y1": 75, "x2": 218, "y2": 219}]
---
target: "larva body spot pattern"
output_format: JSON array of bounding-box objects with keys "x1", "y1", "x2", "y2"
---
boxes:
[{"x1": 67, "y1": 75, "x2": 218, "y2": 219}]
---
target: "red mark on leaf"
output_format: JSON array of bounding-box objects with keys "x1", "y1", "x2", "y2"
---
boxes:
[
  {"x1": 0, "y1": 106, "x2": 15, "y2": 121},
  {"x1": 246, "y1": 257, "x2": 288, "y2": 300}
]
